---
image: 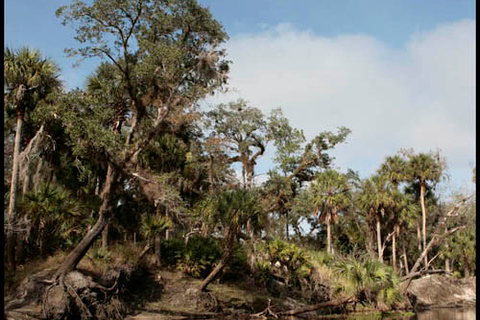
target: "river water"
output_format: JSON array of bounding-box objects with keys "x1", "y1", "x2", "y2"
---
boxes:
[
  {"x1": 127, "y1": 307, "x2": 476, "y2": 319},
  {"x1": 305, "y1": 307, "x2": 477, "y2": 320}
]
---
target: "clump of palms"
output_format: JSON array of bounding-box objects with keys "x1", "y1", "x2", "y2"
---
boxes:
[
  {"x1": 196, "y1": 188, "x2": 265, "y2": 291},
  {"x1": 19, "y1": 183, "x2": 86, "y2": 257},
  {"x1": 139, "y1": 213, "x2": 172, "y2": 264},
  {"x1": 311, "y1": 169, "x2": 351, "y2": 255},
  {"x1": 333, "y1": 257, "x2": 402, "y2": 307},
  {"x1": 4, "y1": 47, "x2": 61, "y2": 272},
  {"x1": 259, "y1": 239, "x2": 311, "y2": 287}
]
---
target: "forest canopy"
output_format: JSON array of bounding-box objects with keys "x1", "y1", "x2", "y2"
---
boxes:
[{"x1": 4, "y1": 1, "x2": 475, "y2": 319}]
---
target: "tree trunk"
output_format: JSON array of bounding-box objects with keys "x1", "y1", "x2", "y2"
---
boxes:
[
  {"x1": 200, "y1": 227, "x2": 235, "y2": 292},
  {"x1": 392, "y1": 226, "x2": 397, "y2": 271},
  {"x1": 102, "y1": 223, "x2": 109, "y2": 249},
  {"x1": 7, "y1": 115, "x2": 24, "y2": 273},
  {"x1": 326, "y1": 217, "x2": 331, "y2": 255},
  {"x1": 444, "y1": 226, "x2": 450, "y2": 272},
  {"x1": 416, "y1": 222, "x2": 422, "y2": 253},
  {"x1": 208, "y1": 155, "x2": 214, "y2": 194},
  {"x1": 199, "y1": 256, "x2": 226, "y2": 292},
  {"x1": 402, "y1": 242, "x2": 409, "y2": 274},
  {"x1": 404, "y1": 225, "x2": 465, "y2": 285},
  {"x1": 285, "y1": 211, "x2": 289, "y2": 241},
  {"x1": 376, "y1": 214, "x2": 382, "y2": 262},
  {"x1": 54, "y1": 164, "x2": 116, "y2": 279},
  {"x1": 420, "y1": 182, "x2": 428, "y2": 268},
  {"x1": 154, "y1": 234, "x2": 161, "y2": 266}
]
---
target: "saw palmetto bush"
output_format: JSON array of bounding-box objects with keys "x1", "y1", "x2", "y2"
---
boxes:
[
  {"x1": 333, "y1": 257, "x2": 402, "y2": 307},
  {"x1": 19, "y1": 183, "x2": 87, "y2": 257}
]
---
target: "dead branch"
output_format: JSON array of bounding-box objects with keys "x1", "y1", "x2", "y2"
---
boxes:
[
  {"x1": 402, "y1": 196, "x2": 471, "y2": 288},
  {"x1": 251, "y1": 299, "x2": 278, "y2": 319},
  {"x1": 400, "y1": 269, "x2": 452, "y2": 282}
]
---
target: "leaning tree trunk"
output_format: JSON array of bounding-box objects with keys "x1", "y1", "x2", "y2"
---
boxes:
[
  {"x1": 200, "y1": 227, "x2": 235, "y2": 292},
  {"x1": 101, "y1": 224, "x2": 109, "y2": 249},
  {"x1": 7, "y1": 115, "x2": 24, "y2": 273},
  {"x1": 54, "y1": 164, "x2": 116, "y2": 280},
  {"x1": 376, "y1": 214, "x2": 383, "y2": 262},
  {"x1": 420, "y1": 182, "x2": 428, "y2": 268}
]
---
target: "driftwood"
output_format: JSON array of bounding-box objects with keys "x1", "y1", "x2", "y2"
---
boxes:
[
  {"x1": 251, "y1": 299, "x2": 278, "y2": 318},
  {"x1": 400, "y1": 269, "x2": 452, "y2": 282},
  {"x1": 278, "y1": 296, "x2": 356, "y2": 316}
]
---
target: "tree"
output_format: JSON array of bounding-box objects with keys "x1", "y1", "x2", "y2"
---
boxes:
[
  {"x1": 378, "y1": 155, "x2": 408, "y2": 270},
  {"x1": 53, "y1": 0, "x2": 229, "y2": 280},
  {"x1": 358, "y1": 175, "x2": 394, "y2": 262},
  {"x1": 264, "y1": 108, "x2": 351, "y2": 239},
  {"x1": 311, "y1": 169, "x2": 351, "y2": 255},
  {"x1": 196, "y1": 188, "x2": 264, "y2": 291},
  {"x1": 206, "y1": 99, "x2": 268, "y2": 188},
  {"x1": 4, "y1": 47, "x2": 61, "y2": 272},
  {"x1": 405, "y1": 151, "x2": 445, "y2": 268}
]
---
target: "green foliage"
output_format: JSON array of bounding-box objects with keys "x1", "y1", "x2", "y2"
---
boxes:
[
  {"x1": 18, "y1": 183, "x2": 88, "y2": 257},
  {"x1": 405, "y1": 150, "x2": 446, "y2": 187},
  {"x1": 264, "y1": 239, "x2": 310, "y2": 272},
  {"x1": 139, "y1": 214, "x2": 172, "y2": 240},
  {"x1": 197, "y1": 188, "x2": 265, "y2": 237},
  {"x1": 161, "y1": 236, "x2": 220, "y2": 278},
  {"x1": 255, "y1": 239, "x2": 312, "y2": 291},
  {"x1": 220, "y1": 243, "x2": 249, "y2": 280},
  {"x1": 333, "y1": 257, "x2": 401, "y2": 306},
  {"x1": 159, "y1": 238, "x2": 186, "y2": 266},
  {"x1": 441, "y1": 197, "x2": 476, "y2": 276},
  {"x1": 88, "y1": 247, "x2": 112, "y2": 262},
  {"x1": 311, "y1": 169, "x2": 352, "y2": 225},
  {"x1": 4, "y1": 47, "x2": 61, "y2": 115}
]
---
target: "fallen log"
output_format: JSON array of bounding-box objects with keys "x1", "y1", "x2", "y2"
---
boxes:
[{"x1": 278, "y1": 296, "x2": 356, "y2": 316}]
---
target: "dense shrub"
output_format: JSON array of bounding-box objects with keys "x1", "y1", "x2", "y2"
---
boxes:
[
  {"x1": 333, "y1": 257, "x2": 402, "y2": 307},
  {"x1": 160, "y1": 236, "x2": 220, "y2": 278}
]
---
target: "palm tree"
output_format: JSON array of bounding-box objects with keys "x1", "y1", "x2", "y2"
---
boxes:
[
  {"x1": 378, "y1": 155, "x2": 407, "y2": 270},
  {"x1": 197, "y1": 188, "x2": 264, "y2": 291},
  {"x1": 311, "y1": 169, "x2": 351, "y2": 255},
  {"x1": 359, "y1": 175, "x2": 394, "y2": 262},
  {"x1": 139, "y1": 213, "x2": 172, "y2": 264},
  {"x1": 406, "y1": 152, "x2": 444, "y2": 268},
  {"x1": 4, "y1": 47, "x2": 61, "y2": 272}
]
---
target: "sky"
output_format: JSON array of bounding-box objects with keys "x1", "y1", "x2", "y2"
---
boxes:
[{"x1": 4, "y1": 0, "x2": 476, "y2": 196}]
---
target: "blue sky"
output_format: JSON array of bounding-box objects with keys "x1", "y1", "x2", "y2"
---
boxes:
[{"x1": 4, "y1": 0, "x2": 476, "y2": 195}]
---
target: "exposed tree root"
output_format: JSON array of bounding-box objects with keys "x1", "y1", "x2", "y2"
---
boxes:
[
  {"x1": 7, "y1": 265, "x2": 131, "y2": 320},
  {"x1": 251, "y1": 299, "x2": 278, "y2": 319}
]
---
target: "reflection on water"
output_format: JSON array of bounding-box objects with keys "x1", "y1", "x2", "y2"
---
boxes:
[
  {"x1": 281, "y1": 307, "x2": 476, "y2": 320},
  {"x1": 415, "y1": 308, "x2": 476, "y2": 320}
]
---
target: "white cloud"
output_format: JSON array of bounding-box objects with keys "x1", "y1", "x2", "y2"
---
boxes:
[{"x1": 206, "y1": 20, "x2": 476, "y2": 190}]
